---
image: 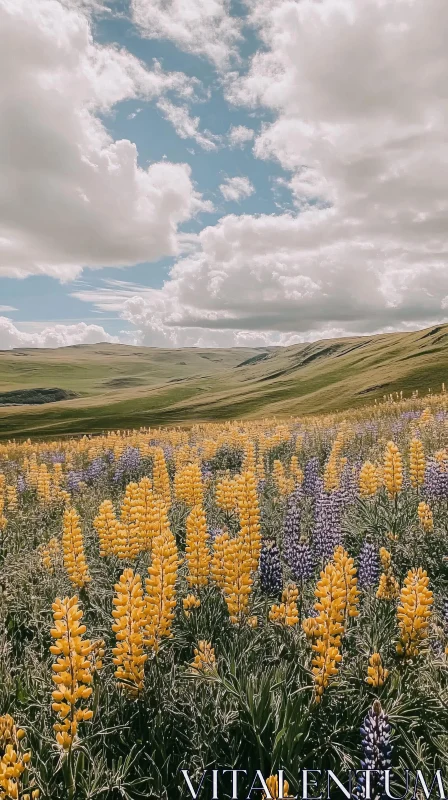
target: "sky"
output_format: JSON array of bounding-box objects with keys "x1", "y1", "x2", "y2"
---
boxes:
[{"x1": 1, "y1": 0, "x2": 448, "y2": 350}]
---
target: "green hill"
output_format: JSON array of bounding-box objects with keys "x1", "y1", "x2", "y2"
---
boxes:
[{"x1": 0, "y1": 324, "x2": 447, "y2": 438}]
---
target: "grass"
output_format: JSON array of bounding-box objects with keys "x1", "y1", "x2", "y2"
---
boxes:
[{"x1": 0, "y1": 325, "x2": 447, "y2": 438}]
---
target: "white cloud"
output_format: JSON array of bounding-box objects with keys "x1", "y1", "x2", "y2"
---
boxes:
[
  {"x1": 0, "y1": 316, "x2": 118, "y2": 349},
  {"x1": 0, "y1": 0, "x2": 211, "y2": 280},
  {"x1": 131, "y1": 0, "x2": 241, "y2": 68},
  {"x1": 219, "y1": 176, "x2": 254, "y2": 202},
  {"x1": 228, "y1": 125, "x2": 255, "y2": 147},
  {"x1": 0, "y1": 306, "x2": 17, "y2": 312},
  {"x1": 156, "y1": 99, "x2": 221, "y2": 151}
]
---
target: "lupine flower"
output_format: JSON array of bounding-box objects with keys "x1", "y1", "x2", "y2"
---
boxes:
[
  {"x1": 62, "y1": 507, "x2": 91, "y2": 588},
  {"x1": 269, "y1": 584, "x2": 299, "y2": 626},
  {"x1": 116, "y1": 482, "x2": 141, "y2": 560},
  {"x1": 113, "y1": 447, "x2": 141, "y2": 483},
  {"x1": 16, "y1": 475, "x2": 26, "y2": 494},
  {"x1": 417, "y1": 500, "x2": 434, "y2": 532},
  {"x1": 0, "y1": 714, "x2": 38, "y2": 799},
  {"x1": 215, "y1": 473, "x2": 238, "y2": 512},
  {"x1": 312, "y1": 487, "x2": 343, "y2": 563},
  {"x1": 358, "y1": 541, "x2": 380, "y2": 590},
  {"x1": 151, "y1": 447, "x2": 171, "y2": 508},
  {"x1": 396, "y1": 567, "x2": 433, "y2": 658},
  {"x1": 424, "y1": 459, "x2": 448, "y2": 500},
  {"x1": 112, "y1": 569, "x2": 147, "y2": 697},
  {"x1": 355, "y1": 700, "x2": 392, "y2": 800},
  {"x1": 144, "y1": 506, "x2": 179, "y2": 652},
  {"x1": 303, "y1": 457, "x2": 320, "y2": 497},
  {"x1": 66, "y1": 470, "x2": 83, "y2": 493},
  {"x1": 93, "y1": 500, "x2": 119, "y2": 557},
  {"x1": 262, "y1": 775, "x2": 290, "y2": 800},
  {"x1": 183, "y1": 594, "x2": 201, "y2": 618},
  {"x1": 211, "y1": 531, "x2": 230, "y2": 589},
  {"x1": 84, "y1": 457, "x2": 106, "y2": 483},
  {"x1": 50, "y1": 596, "x2": 94, "y2": 749},
  {"x1": 259, "y1": 540, "x2": 283, "y2": 596},
  {"x1": 359, "y1": 461, "x2": 379, "y2": 497},
  {"x1": 333, "y1": 546, "x2": 360, "y2": 621},
  {"x1": 222, "y1": 535, "x2": 253, "y2": 624},
  {"x1": 174, "y1": 462, "x2": 204, "y2": 506},
  {"x1": 307, "y1": 561, "x2": 345, "y2": 703},
  {"x1": 185, "y1": 504, "x2": 210, "y2": 588},
  {"x1": 235, "y1": 470, "x2": 261, "y2": 571},
  {"x1": 191, "y1": 640, "x2": 216, "y2": 675},
  {"x1": 366, "y1": 653, "x2": 389, "y2": 687},
  {"x1": 383, "y1": 441, "x2": 403, "y2": 498}
]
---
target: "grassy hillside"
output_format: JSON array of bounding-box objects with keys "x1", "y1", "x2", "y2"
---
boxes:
[{"x1": 0, "y1": 325, "x2": 447, "y2": 438}]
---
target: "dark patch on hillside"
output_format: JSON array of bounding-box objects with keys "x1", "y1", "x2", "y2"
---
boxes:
[
  {"x1": 236, "y1": 353, "x2": 270, "y2": 368},
  {"x1": 298, "y1": 343, "x2": 345, "y2": 366},
  {"x1": 420, "y1": 326, "x2": 446, "y2": 339},
  {"x1": 103, "y1": 377, "x2": 146, "y2": 388},
  {"x1": 0, "y1": 388, "x2": 78, "y2": 405},
  {"x1": 357, "y1": 383, "x2": 389, "y2": 395}
]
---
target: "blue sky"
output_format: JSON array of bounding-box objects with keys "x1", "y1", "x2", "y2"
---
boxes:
[{"x1": 1, "y1": 0, "x2": 448, "y2": 348}]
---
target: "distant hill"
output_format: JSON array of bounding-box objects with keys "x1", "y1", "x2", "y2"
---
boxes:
[{"x1": 0, "y1": 324, "x2": 447, "y2": 438}]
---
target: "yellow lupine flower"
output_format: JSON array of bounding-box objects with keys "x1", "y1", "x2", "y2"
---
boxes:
[
  {"x1": 396, "y1": 568, "x2": 433, "y2": 658},
  {"x1": 62, "y1": 507, "x2": 91, "y2": 588},
  {"x1": 112, "y1": 569, "x2": 147, "y2": 697},
  {"x1": 191, "y1": 640, "x2": 216, "y2": 674},
  {"x1": 269, "y1": 584, "x2": 299, "y2": 626},
  {"x1": 358, "y1": 461, "x2": 378, "y2": 497},
  {"x1": 50, "y1": 596, "x2": 94, "y2": 750},
  {"x1": 235, "y1": 471, "x2": 261, "y2": 571},
  {"x1": 222, "y1": 535, "x2": 253, "y2": 624},
  {"x1": 366, "y1": 653, "x2": 389, "y2": 687},
  {"x1": 144, "y1": 507, "x2": 179, "y2": 652},
  {"x1": 417, "y1": 501, "x2": 434, "y2": 532},
  {"x1": 93, "y1": 499, "x2": 119, "y2": 557},
  {"x1": 185, "y1": 504, "x2": 210, "y2": 588},
  {"x1": 384, "y1": 441, "x2": 403, "y2": 497},
  {"x1": 211, "y1": 531, "x2": 230, "y2": 588}
]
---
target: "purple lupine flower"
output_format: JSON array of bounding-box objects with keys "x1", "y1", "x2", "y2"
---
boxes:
[
  {"x1": 17, "y1": 475, "x2": 26, "y2": 493},
  {"x1": 288, "y1": 539, "x2": 314, "y2": 583},
  {"x1": 84, "y1": 458, "x2": 106, "y2": 483},
  {"x1": 312, "y1": 485, "x2": 343, "y2": 563},
  {"x1": 113, "y1": 446, "x2": 141, "y2": 482},
  {"x1": 424, "y1": 459, "x2": 448, "y2": 500},
  {"x1": 259, "y1": 540, "x2": 283, "y2": 597},
  {"x1": 338, "y1": 462, "x2": 358, "y2": 506},
  {"x1": 358, "y1": 541, "x2": 380, "y2": 589},
  {"x1": 355, "y1": 701, "x2": 393, "y2": 800},
  {"x1": 257, "y1": 479, "x2": 266, "y2": 495},
  {"x1": 303, "y1": 457, "x2": 320, "y2": 497},
  {"x1": 66, "y1": 470, "x2": 83, "y2": 493}
]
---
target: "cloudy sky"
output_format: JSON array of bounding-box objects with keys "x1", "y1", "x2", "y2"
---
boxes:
[{"x1": 1, "y1": 0, "x2": 448, "y2": 350}]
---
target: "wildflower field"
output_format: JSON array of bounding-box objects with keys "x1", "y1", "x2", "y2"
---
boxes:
[{"x1": 0, "y1": 390, "x2": 448, "y2": 799}]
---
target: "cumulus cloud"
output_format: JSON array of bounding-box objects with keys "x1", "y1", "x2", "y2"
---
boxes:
[
  {"x1": 0, "y1": 0, "x2": 211, "y2": 280},
  {"x1": 0, "y1": 317, "x2": 118, "y2": 350},
  {"x1": 131, "y1": 0, "x2": 241, "y2": 68},
  {"x1": 219, "y1": 176, "x2": 254, "y2": 202},
  {"x1": 227, "y1": 125, "x2": 255, "y2": 147},
  {"x1": 113, "y1": 0, "x2": 448, "y2": 345},
  {"x1": 156, "y1": 99, "x2": 221, "y2": 151}
]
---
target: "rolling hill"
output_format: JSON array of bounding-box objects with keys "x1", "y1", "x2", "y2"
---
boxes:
[{"x1": 0, "y1": 324, "x2": 447, "y2": 439}]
